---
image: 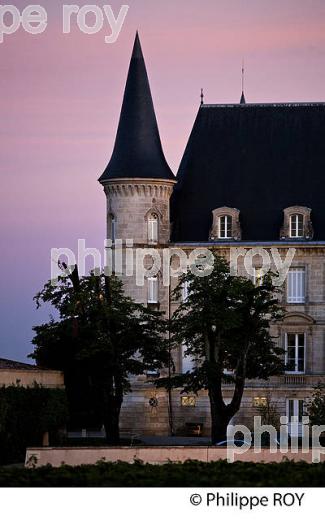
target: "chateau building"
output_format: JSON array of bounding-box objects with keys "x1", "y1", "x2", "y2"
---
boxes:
[{"x1": 98, "y1": 33, "x2": 325, "y2": 437}]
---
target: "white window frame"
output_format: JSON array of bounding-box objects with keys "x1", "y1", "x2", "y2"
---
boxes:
[
  {"x1": 286, "y1": 398, "x2": 304, "y2": 437},
  {"x1": 148, "y1": 214, "x2": 158, "y2": 243},
  {"x1": 147, "y1": 276, "x2": 159, "y2": 304},
  {"x1": 218, "y1": 215, "x2": 232, "y2": 239},
  {"x1": 287, "y1": 267, "x2": 306, "y2": 303},
  {"x1": 289, "y1": 214, "x2": 304, "y2": 238},
  {"x1": 285, "y1": 332, "x2": 306, "y2": 374}
]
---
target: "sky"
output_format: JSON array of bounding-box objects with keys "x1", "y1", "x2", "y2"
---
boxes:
[{"x1": 1, "y1": 0, "x2": 325, "y2": 362}]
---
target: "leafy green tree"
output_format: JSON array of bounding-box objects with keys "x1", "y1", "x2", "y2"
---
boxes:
[
  {"x1": 30, "y1": 267, "x2": 169, "y2": 444},
  {"x1": 157, "y1": 253, "x2": 284, "y2": 443},
  {"x1": 307, "y1": 383, "x2": 325, "y2": 426}
]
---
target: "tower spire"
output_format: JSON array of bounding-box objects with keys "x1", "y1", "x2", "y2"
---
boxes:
[
  {"x1": 99, "y1": 32, "x2": 174, "y2": 182},
  {"x1": 200, "y1": 88, "x2": 204, "y2": 106},
  {"x1": 240, "y1": 59, "x2": 246, "y2": 104}
]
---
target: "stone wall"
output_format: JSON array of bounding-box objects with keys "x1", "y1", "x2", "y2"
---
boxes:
[{"x1": 0, "y1": 368, "x2": 64, "y2": 388}]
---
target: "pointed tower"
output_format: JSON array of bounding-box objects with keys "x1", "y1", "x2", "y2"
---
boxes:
[
  {"x1": 240, "y1": 91, "x2": 246, "y2": 104},
  {"x1": 99, "y1": 33, "x2": 175, "y2": 249},
  {"x1": 240, "y1": 61, "x2": 246, "y2": 104}
]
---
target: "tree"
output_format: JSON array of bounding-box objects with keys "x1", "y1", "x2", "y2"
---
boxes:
[
  {"x1": 30, "y1": 267, "x2": 169, "y2": 444},
  {"x1": 157, "y1": 253, "x2": 284, "y2": 443},
  {"x1": 307, "y1": 383, "x2": 325, "y2": 426}
]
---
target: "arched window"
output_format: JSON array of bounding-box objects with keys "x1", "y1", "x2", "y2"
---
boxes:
[
  {"x1": 218, "y1": 215, "x2": 232, "y2": 239},
  {"x1": 148, "y1": 213, "x2": 158, "y2": 243},
  {"x1": 289, "y1": 214, "x2": 304, "y2": 238}
]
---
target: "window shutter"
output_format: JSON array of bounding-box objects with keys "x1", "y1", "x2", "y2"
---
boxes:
[{"x1": 287, "y1": 268, "x2": 305, "y2": 303}]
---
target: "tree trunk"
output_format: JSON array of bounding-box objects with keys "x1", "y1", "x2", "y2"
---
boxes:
[
  {"x1": 209, "y1": 388, "x2": 233, "y2": 444},
  {"x1": 211, "y1": 415, "x2": 232, "y2": 444},
  {"x1": 104, "y1": 398, "x2": 122, "y2": 445}
]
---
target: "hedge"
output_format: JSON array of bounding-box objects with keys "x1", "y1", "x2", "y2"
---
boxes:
[
  {"x1": 0, "y1": 385, "x2": 68, "y2": 465},
  {"x1": 0, "y1": 460, "x2": 325, "y2": 486}
]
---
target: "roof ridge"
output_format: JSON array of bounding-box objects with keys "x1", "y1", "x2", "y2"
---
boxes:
[{"x1": 202, "y1": 102, "x2": 325, "y2": 108}]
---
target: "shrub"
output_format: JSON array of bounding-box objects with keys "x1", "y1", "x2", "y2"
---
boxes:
[
  {"x1": 0, "y1": 384, "x2": 68, "y2": 464},
  {"x1": 0, "y1": 460, "x2": 324, "y2": 487}
]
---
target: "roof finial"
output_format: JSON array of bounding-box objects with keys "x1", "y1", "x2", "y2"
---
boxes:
[
  {"x1": 240, "y1": 59, "x2": 246, "y2": 104},
  {"x1": 200, "y1": 88, "x2": 204, "y2": 106}
]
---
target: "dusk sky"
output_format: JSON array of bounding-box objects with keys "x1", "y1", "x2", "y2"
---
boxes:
[{"x1": 1, "y1": 0, "x2": 325, "y2": 361}]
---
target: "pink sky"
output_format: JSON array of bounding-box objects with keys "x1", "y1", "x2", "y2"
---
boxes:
[{"x1": 1, "y1": 0, "x2": 325, "y2": 360}]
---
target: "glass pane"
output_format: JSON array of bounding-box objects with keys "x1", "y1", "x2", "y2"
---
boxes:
[
  {"x1": 287, "y1": 334, "x2": 296, "y2": 347},
  {"x1": 297, "y1": 357, "x2": 304, "y2": 372},
  {"x1": 219, "y1": 216, "x2": 225, "y2": 237},
  {"x1": 298, "y1": 334, "x2": 305, "y2": 346},
  {"x1": 298, "y1": 400, "x2": 304, "y2": 421},
  {"x1": 226, "y1": 216, "x2": 232, "y2": 237},
  {"x1": 297, "y1": 215, "x2": 304, "y2": 236},
  {"x1": 288, "y1": 400, "x2": 294, "y2": 420}
]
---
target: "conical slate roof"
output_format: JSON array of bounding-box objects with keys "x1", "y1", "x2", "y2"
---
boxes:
[{"x1": 99, "y1": 33, "x2": 174, "y2": 182}]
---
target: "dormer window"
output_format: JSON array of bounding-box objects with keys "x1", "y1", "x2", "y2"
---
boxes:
[
  {"x1": 210, "y1": 207, "x2": 241, "y2": 241},
  {"x1": 290, "y1": 214, "x2": 304, "y2": 238},
  {"x1": 148, "y1": 213, "x2": 158, "y2": 243},
  {"x1": 281, "y1": 206, "x2": 313, "y2": 240},
  {"x1": 218, "y1": 215, "x2": 232, "y2": 239}
]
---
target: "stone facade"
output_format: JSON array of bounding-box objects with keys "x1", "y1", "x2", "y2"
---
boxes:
[
  {"x1": 97, "y1": 33, "x2": 325, "y2": 438},
  {"x1": 112, "y1": 243, "x2": 325, "y2": 435}
]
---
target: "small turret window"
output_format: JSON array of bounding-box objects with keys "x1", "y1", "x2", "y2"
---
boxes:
[
  {"x1": 111, "y1": 216, "x2": 116, "y2": 243},
  {"x1": 218, "y1": 215, "x2": 232, "y2": 239},
  {"x1": 290, "y1": 214, "x2": 304, "y2": 238},
  {"x1": 148, "y1": 213, "x2": 158, "y2": 243},
  {"x1": 148, "y1": 276, "x2": 159, "y2": 304}
]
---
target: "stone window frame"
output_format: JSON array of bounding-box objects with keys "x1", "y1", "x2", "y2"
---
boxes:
[
  {"x1": 209, "y1": 207, "x2": 241, "y2": 241},
  {"x1": 279, "y1": 312, "x2": 314, "y2": 375},
  {"x1": 280, "y1": 206, "x2": 314, "y2": 240},
  {"x1": 145, "y1": 207, "x2": 162, "y2": 245}
]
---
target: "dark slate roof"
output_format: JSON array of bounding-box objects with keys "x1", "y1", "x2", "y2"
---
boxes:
[
  {"x1": 99, "y1": 33, "x2": 174, "y2": 182},
  {"x1": 0, "y1": 358, "x2": 38, "y2": 370},
  {"x1": 171, "y1": 103, "x2": 325, "y2": 242}
]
